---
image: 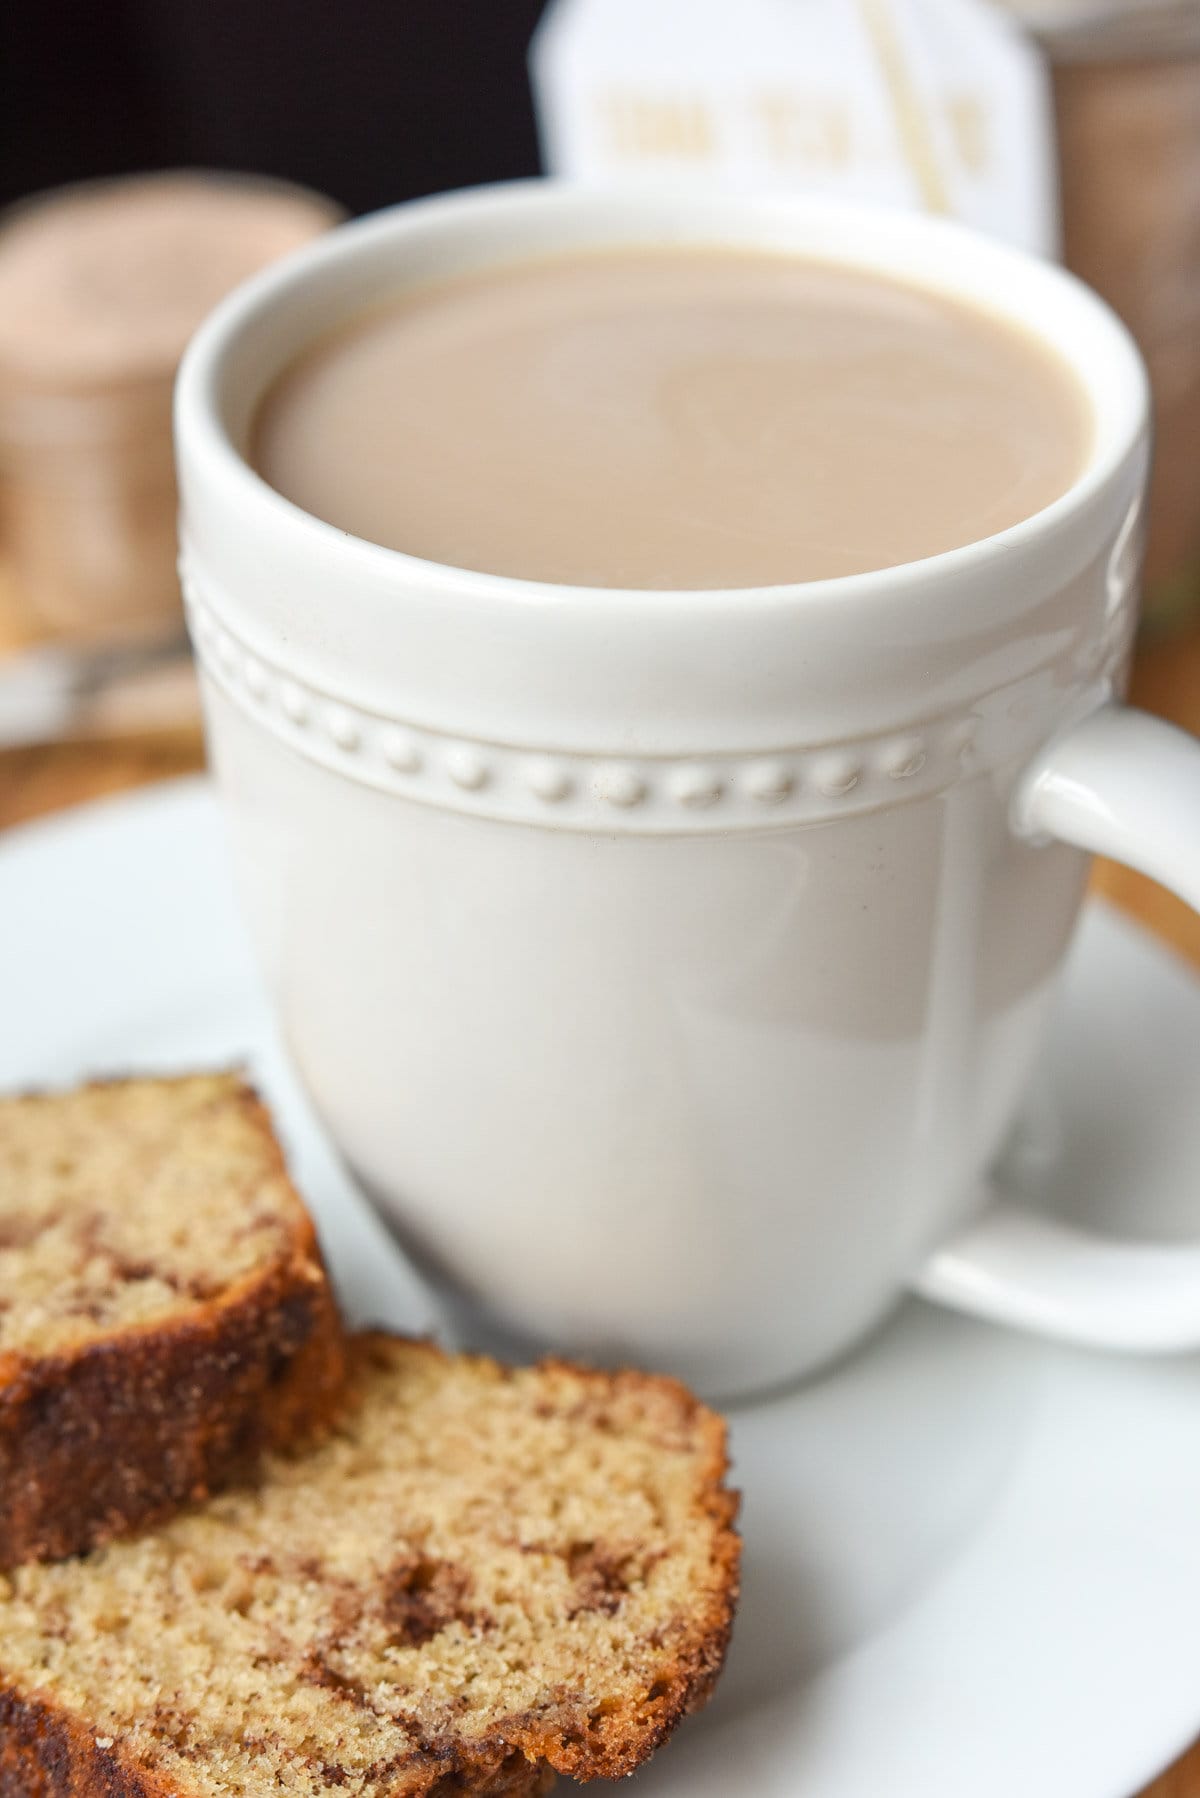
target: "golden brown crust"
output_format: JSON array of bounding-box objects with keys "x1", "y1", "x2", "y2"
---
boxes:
[
  {"x1": 0, "y1": 1685, "x2": 558, "y2": 1798},
  {"x1": 0, "y1": 1081, "x2": 346, "y2": 1568},
  {"x1": 0, "y1": 1684, "x2": 165, "y2": 1798}
]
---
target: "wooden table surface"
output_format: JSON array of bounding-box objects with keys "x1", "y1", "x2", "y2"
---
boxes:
[{"x1": 1, "y1": 617, "x2": 1198, "y2": 1796}]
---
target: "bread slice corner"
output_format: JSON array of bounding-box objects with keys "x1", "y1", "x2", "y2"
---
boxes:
[
  {"x1": 0, "y1": 1332, "x2": 740, "y2": 1795},
  {"x1": 0, "y1": 1070, "x2": 346, "y2": 1566}
]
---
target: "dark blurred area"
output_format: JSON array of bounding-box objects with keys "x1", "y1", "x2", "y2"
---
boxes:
[{"x1": 0, "y1": 0, "x2": 547, "y2": 216}]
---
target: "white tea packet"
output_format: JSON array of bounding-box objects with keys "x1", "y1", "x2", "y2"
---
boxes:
[{"x1": 531, "y1": 0, "x2": 1058, "y2": 255}]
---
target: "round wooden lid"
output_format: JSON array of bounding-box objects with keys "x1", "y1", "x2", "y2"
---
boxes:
[{"x1": 0, "y1": 170, "x2": 342, "y2": 391}]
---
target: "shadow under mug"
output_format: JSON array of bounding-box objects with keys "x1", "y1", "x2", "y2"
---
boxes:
[{"x1": 175, "y1": 182, "x2": 1200, "y2": 1399}]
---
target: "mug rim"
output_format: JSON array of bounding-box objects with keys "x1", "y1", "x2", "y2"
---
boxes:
[{"x1": 175, "y1": 177, "x2": 1150, "y2": 613}]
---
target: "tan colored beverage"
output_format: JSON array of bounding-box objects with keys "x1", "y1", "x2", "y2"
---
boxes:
[{"x1": 252, "y1": 247, "x2": 1091, "y2": 589}]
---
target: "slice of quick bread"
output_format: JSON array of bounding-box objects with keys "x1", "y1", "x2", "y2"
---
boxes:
[
  {"x1": 0, "y1": 1335, "x2": 740, "y2": 1797},
  {"x1": 0, "y1": 1072, "x2": 346, "y2": 1566}
]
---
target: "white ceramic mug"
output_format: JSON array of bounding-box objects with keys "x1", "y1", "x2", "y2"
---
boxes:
[{"x1": 176, "y1": 182, "x2": 1200, "y2": 1398}]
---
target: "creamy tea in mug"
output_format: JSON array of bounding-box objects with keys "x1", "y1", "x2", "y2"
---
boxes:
[{"x1": 252, "y1": 247, "x2": 1092, "y2": 588}]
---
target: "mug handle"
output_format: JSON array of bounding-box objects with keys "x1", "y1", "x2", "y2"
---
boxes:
[{"x1": 911, "y1": 703, "x2": 1200, "y2": 1352}]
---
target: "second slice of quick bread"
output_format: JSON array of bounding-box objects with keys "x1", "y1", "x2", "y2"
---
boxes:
[
  {"x1": 0, "y1": 1072, "x2": 346, "y2": 1566},
  {"x1": 0, "y1": 1334, "x2": 740, "y2": 1797}
]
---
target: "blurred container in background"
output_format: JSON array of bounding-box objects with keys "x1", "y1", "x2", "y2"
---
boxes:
[
  {"x1": 0, "y1": 171, "x2": 341, "y2": 643},
  {"x1": 1005, "y1": 0, "x2": 1200, "y2": 633}
]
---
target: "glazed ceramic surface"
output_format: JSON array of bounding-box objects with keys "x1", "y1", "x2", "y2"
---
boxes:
[{"x1": 175, "y1": 184, "x2": 1200, "y2": 1394}]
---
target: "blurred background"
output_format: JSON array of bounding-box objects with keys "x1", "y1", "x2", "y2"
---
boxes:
[
  {"x1": 0, "y1": 0, "x2": 548, "y2": 216},
  {"x1": 0, "y1": 0, "x2": 1197, "y2": 980},
  {"x1": 0, "y1": 0, "x2": 541, "y2": 771}
]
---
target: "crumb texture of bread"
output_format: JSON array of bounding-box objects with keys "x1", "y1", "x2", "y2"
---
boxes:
[
  {"x1": 0, "y1": 1073, "x2": 310, "y2": 1357},
  {"x1": 0, "y1": 1073, "x2": 346, "y2": 1565},
  {"x1": 0, "y1": 1335, "x2": 740, "y2": 1797}
]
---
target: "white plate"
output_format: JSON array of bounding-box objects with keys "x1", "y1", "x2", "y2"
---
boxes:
[{"x1": 2, "y1": 778, "x2": 1199, "y2": 1798}]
